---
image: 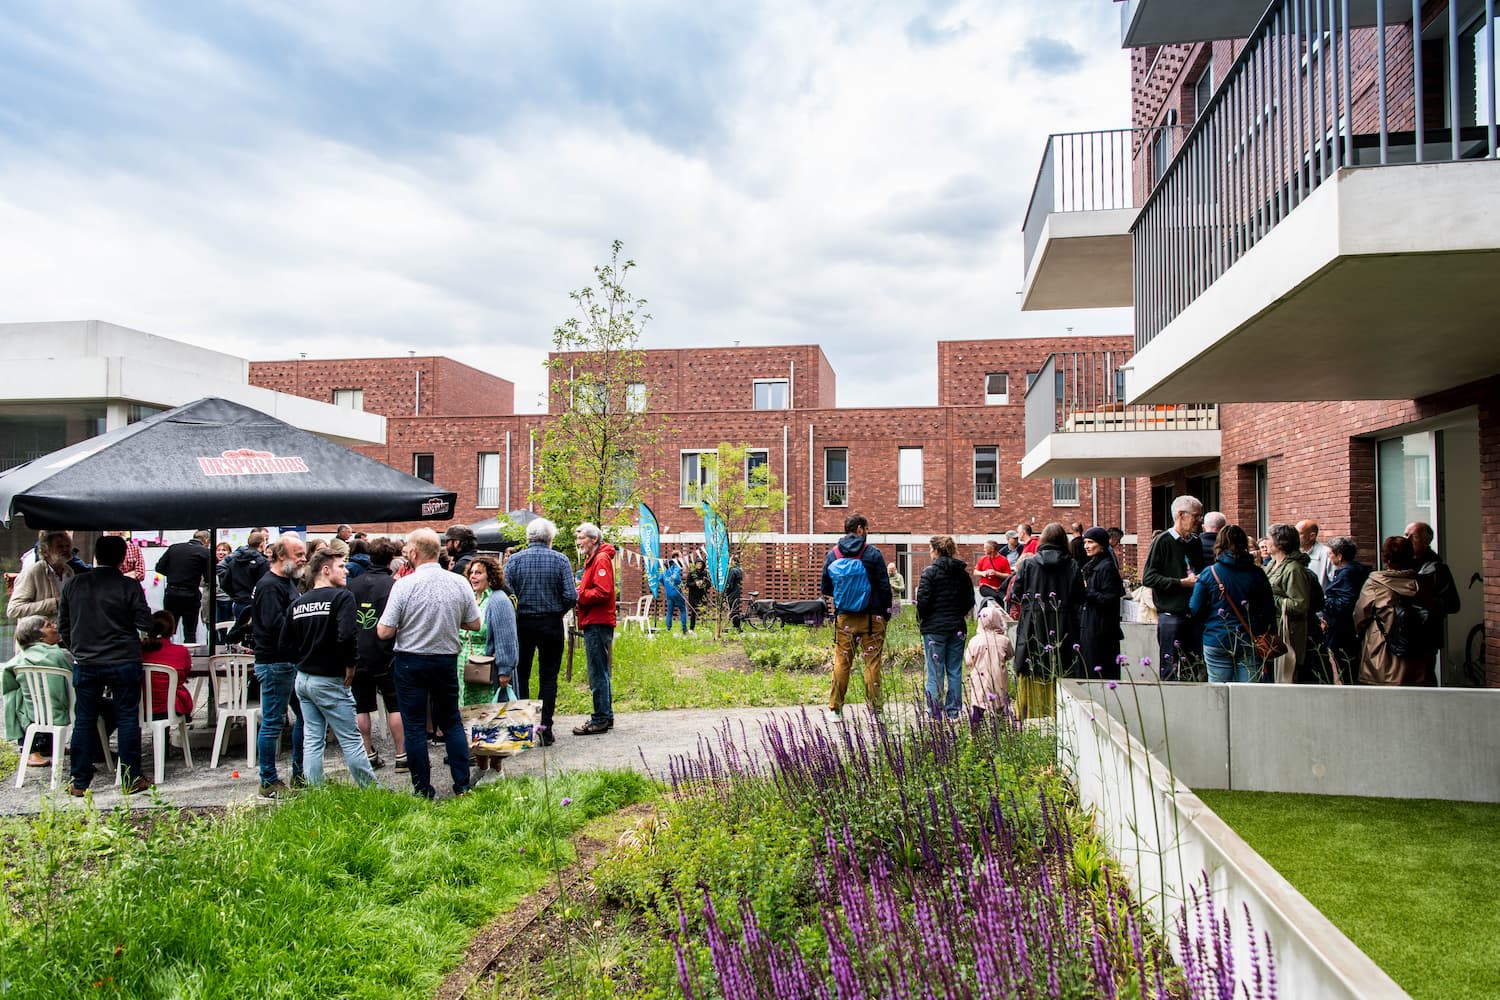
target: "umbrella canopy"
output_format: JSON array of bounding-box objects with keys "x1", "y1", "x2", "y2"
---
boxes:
[
  {"x1": 469, "y1": 510, "x2": 539, "y2": 551},
  {"x1": 0, "y1": 397, "x2": 459, "y2": 530}
]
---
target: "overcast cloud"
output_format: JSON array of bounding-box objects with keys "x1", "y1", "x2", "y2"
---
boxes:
[{"x1": 0, "y1": 0, "x2": 1130, "y2": 411}]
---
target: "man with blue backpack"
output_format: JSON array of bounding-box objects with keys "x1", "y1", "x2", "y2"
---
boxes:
[{"x1": 821, "y1": 513, "x2": 893, "y2": 723}]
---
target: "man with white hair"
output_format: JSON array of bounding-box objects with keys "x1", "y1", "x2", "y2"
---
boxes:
[
  {"x1": 1200, "y1": 511, "x2": 1227, "y2": 564},
  {"x1": 376, "y1": 528, "x2": 481, "y2": 798},
  {"x1": 6, "y1": 531, "x2": 73, "y2": 622},
  {"x1": 501, "y1": 518, "x2": 577, "y2": 746},
  {"x1": 1142, "y1": 495, "x2": 1206, "y2": 680},
  {"x1": 572, "y1": 522, "x2": 617, "y2": 737}
]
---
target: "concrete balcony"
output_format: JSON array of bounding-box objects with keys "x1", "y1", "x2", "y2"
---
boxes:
[
  {"x1": 1021, "y1": 129, "x2": 1177, "y2": 311},
  {"x1": 1117, "y1": 0, "x2": 1406, "y2": 48},
  {"x1": 1021, "y1": 351, "x2": 1220, "y2": 479},
  {"x1": 1128, "y1": 0, "x2": 1500, "y2": 403}
]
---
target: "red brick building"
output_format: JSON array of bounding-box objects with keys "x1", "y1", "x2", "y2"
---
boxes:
[
  {"x1": 1019, "y1": 1, "x2": 1500, "y2": 684},
  {"x1": 250, "y1": 336, "x2": 1139, "y2": 599}
]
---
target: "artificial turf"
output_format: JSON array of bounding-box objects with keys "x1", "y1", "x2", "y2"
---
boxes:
[{"x1": 1197, "y1": 789, "x2": 1500, "y2": 1000}]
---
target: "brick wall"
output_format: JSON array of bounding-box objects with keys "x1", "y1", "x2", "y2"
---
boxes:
[
  {"x1": 549, "y1": 345, "x2": 835, "y2": 414},
  {"x1": 249, "y1": 357, "x2": 514, "y2": 418}
]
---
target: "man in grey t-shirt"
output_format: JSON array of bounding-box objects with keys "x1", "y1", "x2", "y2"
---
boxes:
[{"x1": 377, "y1": 527, "x2": 481, "y2": 798}]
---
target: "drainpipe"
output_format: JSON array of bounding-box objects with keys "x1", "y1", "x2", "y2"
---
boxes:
[
  {"x1": 1120, "y1": 477, "x2": 1127, "y2": 534},
  {"x1": 414, "y1": 369, "x2": 422, "y2": 416},
  {"x1": 807, "y1": 423, "x2": 814, "y2": 535},
  {"x1": 528, "y1": 428, "x2": 535, "y2": 511},
  {"x1": 1092, "y1": 477, "x2": 1098, "y2": 527},
  {"x1": 789, "y1": 360, "x2": 795, "y2": 411},
  {"x1": 505, "y1": 430, "x2": 511, "y2": 512},
  {"x1": 782, "y1": 424, "x2": 789, "y2": 535}
]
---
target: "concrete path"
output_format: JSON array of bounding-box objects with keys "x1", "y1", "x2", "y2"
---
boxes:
[{"x1": 0, "y1": 703, "x2": 837, "y2": 815}]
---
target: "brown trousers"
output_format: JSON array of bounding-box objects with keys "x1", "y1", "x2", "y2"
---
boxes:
[{"x1": 829, "y1": 612, "x2": 888, "y2": 712}]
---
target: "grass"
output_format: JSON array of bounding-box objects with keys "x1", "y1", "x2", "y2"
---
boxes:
[
  {"x1": 0, "y1": 769, "x2": 653, "y2": 999},
  {"x1": 550, "y1": 611, "x2": 928, "y2": 715},
  {"x1": 1197, "y1": 789, "x2": 1500, "y2": 1000}
]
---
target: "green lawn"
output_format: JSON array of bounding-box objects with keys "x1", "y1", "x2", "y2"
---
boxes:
[{"x1": 1197, "y1": 790, "x2": 1500, "y2": 1000}]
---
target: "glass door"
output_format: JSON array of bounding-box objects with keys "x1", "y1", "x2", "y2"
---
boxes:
[{"x1": 1376, "y1": 433, "x2": 1437, "y2": 559}]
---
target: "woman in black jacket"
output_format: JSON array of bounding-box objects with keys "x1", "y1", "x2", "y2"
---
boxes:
[
  {"x1": 1012, "y1": 523, "x2": 1087, "y2": 719},
  {"x1": 1079, "y1": 526, "x2": 1126, "y2": 679},
  {"x1": 915, "y1": 535, "x2": 974, "y2": 720}
]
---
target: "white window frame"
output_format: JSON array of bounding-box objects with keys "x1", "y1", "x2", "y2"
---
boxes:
[
  {"x1": 625, "y1": 382, "x2": 647, "y2": 414},
  {"x1": 333, "y1": 388, "x2": 364, "y2": 411},
  {"x1": 973, "y1": 446, "x2": 999, "y2": 507},
  {"x1": 574, "y1": 382, "x2": 607, "y2": 415},
  {"x1": 823, "y1": 447, "x2": 848, "y2": 507},
  {"x1": 413, "y1": 453, "x2": 435, "y2": 483},
  {"x1": 897, "y1": 447, "x2": 924, "y2": 507},
  {"x1": 984, "y1": 373, "x2": 1009, "y2": 406},
  {"x1": 752, "y1": 379, "x2": 789, "y2": 411},
  {"x1": 680, "y1": 449, "x2": 718, "y2": 507},
  {"x1": 476, "y1": 452, "x2": 500, "y2": 509},
  {"x1": 1052, "y1": 477, "x2": 1080, "y2": 507}
]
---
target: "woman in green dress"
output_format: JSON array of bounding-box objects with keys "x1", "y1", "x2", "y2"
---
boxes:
[{"x1": 459, "y1": 556, "x2": 508, "y2": 706}]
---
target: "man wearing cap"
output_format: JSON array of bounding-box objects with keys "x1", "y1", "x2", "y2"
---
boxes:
[
  {"x1": 1000, "y1": 531, "x2": 1023, "y2": 567},
  {"x1": 443, "y1": 525, "x2": 479, "y2": 577}
]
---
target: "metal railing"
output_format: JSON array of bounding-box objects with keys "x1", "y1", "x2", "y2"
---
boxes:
[
  {"x1": 475, "y1": 486, "x2": 500, "y2": 509},
  {"x1": 974, "y1": 481, "x2": 999, "y2": 505},
  {"x1": 1024, "y1": 351, "x2": 1219, "y2": 453},
  {"x1": 1022, "y1": 126, "x2": 1183, "y2": 276},
  {"x1": 1135, "y1": 0, "x2": 1500, "y2": 349},
  {"x1": 824, "y1": 481, "x2": 848, "y2": 506},
  {"x1": 897, "y1": 483, "x2": 924, "y2": 507}
]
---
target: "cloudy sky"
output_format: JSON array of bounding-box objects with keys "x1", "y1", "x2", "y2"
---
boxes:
[{"x1": 0, "y1": 0, "x2": 1130, "y2": 412}]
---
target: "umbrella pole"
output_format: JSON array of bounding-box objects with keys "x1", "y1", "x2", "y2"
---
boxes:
[{"x1": 208, "y1": 527, "x2": 219, "y2": 656}]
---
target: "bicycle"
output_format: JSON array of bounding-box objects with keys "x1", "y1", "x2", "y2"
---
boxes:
[{"x1": 737, "y1": 592, "x2": 784, "y2": 631}]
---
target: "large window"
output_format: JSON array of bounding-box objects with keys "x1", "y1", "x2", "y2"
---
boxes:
[
  {"x1": 1052, "y1": 477, "x2": 1080, "y2": 507},
  {"x1": 1192, "y1": 59, "x2": 1213, "y2": 122},
  {"x1": 625, "y1": 382, "x2": 647, "y2": 413},
  {"x1": 1377, "y1": 434, "x2": 1436, "y2": 556},
  {"x1": 574, "y1": 383, "x2": 607, "y2": 415},
  {"x1": 413, "y1": 453, "x2": 434, "y2": 484},
  {"x1": 984, "y1": 373, "x2": 1009, "y2": 405},
  {"x1": 973, "y1": 446, "x2": 999, "y2": 506},
  {"x1": 898, "y1": 448, "x2": 924, "y2": 507},
  {"x1": 680, "y1": 450, "x2": 718, "y2": 506},
  {"x1": 333, "y1": 389, "x2": 364, "y2": 410},
  {"x1": 612, "y1": 451, "x2": 635, "y2": 507},
  {"x1": 477, "y1": 453, "x2": 500, "y2": 508},
  {"x1": 745, "y1": 449, "x2": 770, "y2": 506},
  {"x1": 753, "y1": 379, "x2": 789, "y2": 410},
  {"x1": 1253, "y1": 463, "x2": 1270, "y2": 539},
  {"x1": 823, "y1": 448, "x2": 848, "y2": 506}
]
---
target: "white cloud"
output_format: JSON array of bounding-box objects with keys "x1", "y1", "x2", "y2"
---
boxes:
[{"x1": 0, "y1": 0, "x2": 1131, "y2": 413}]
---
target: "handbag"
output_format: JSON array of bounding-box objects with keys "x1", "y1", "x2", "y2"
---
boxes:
[
  {"x1": 464, "y1": 653, "x2": 496, "y2": 685},
  {"x1": 1210, "y1": 567, "x2": 1287, "y2": 660}
]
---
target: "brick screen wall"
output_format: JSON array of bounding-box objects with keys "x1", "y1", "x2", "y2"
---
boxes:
[{"x1": 249, "y1": 356, "x2": 513, "y2": 419}]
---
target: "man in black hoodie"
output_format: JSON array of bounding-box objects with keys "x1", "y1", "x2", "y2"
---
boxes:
[
  {"x1": 820, "y1": 513, "x2": 892, "y2": 722},
  {"x1": 221, "y1": 530, "x2": 270, "y2": 621},
  {"x1": 347, "y1": 537, "x2": 406, "y2": 772},
  {"x1": 251, "y1": 533, "x2": 306, "y2": 798}
]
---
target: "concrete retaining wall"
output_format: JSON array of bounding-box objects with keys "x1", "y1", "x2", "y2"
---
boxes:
[{"x1": 1058, "y1": 682, "x2": 1411, "y2": 999}]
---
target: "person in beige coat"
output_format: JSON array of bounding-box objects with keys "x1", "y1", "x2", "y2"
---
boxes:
[
  {"x1": 1354, "y1": 535, "x2": 1434, "y2": 686},
  {"x1": 965, "y1": 603, "x2": 1013, "y2": 721},
  {"x1": 6, "y1": 531, "x2": 74, "y2": 622}
]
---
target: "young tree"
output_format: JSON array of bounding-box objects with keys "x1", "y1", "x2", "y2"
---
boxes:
[
  {"x1": 533, "y1": 241, "x2": 659, "y2": 546},
  {"x1": 700, "y1": 442, "x2": 788, "y2": 636}
]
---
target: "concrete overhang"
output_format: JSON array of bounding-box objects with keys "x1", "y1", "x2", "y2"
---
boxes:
[
  {"x1": 1020, "y1": 208, "x2": 1137, "y2": 311},
  {"x1": 1127, "y1": 160, "x2": 1500, "y2": 404},
  {"x1": 1021, "y1": 428, "x2": 1222, "y2": 479},
  {"x1": 1118, "y1": 0, "x2": 1409, "y2": 48}
]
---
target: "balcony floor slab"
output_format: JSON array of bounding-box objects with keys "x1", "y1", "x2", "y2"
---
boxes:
[{"x1": 1020, "y1": 427, "x2": 1221, "y2": 479}]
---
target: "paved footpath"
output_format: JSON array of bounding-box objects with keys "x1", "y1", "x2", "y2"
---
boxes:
[{"x1": 0, "y1": 704, "x2": 842, "y2": 815}]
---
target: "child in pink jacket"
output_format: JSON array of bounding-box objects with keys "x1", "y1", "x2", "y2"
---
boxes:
[{"x1": 965, "y1": 604, "x2": 1013, "y2": 721}]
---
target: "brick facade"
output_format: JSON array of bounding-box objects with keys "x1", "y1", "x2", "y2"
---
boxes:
[{"x1": 250, "y1": 356, "x2": 514, "y2": 419}]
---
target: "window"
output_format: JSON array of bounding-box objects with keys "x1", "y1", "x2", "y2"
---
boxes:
[
  {"x1": 1114, "y1": 368, "x2": 1128, "y2": 403},
  {"x1": 1254, "y1": 463, "x2": 1270, "y2": 539},
  {"x1": 753, "y1": 379, "x2": 789, "y2": 410},
  {"x1": 612, "y1": 451, "x2": 636, "y2": 507},
  {"x1": 477, "y1": 453, "x2": 500, "y2": 508},
  {"x1": 745, "y1": 449, "x2": 770, "y2": 506},
  {"x1": 1052, "y1": 477, "x2": 1080, "y2": 507},
  {"x1": 824, "y1": 448, "x2": 848, "y2": 506},
  {"x1": 1025, "y1": 371, "x2": 1039, "y2": 390},
  {"x1": 574, "y1": 383, "x2": 607, "y2": 415},
  {"x1": 898, "y1": 448, "x2": 924, "y2": 507},
  {"x1": 973, "y1": 446, "x2": 999, "y2": 506},
  {"x1": 625, "y1": 382, "x2": 647, "y2": 413},
  {"x1": 413, "y1": 453, "x2": 434, "y2": 484},
  {"x1": 1192, "y1": 59, "x2": 1213, "y2": 122},
  {"x1": 333, "y1": 389, "x2": 364, "y2": 411},
  {"x1": 1151, "y1": 127, "x2": 1174, "y2": 185},
  {"x1": 1186, "y1": 474, "x2": 1221, "y2": 516},
  {"x1": 680, "y1": 450, "x2": 718, "y2": 506},
  {"x1": 984, "y1": 373, "x2": 1009, "y2": 405}
]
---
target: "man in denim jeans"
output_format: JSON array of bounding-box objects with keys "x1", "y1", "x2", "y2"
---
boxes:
[
  {"x1": 251, "y1": 533, "x2": 307, "y2": 798},
  {"x1": 571, "y1": 522, "x2": 616, "y2": 736},
  {"x1": 60, "y1": 535, "x2": 156, "y2": 796},
  {"x1": 377, "y1": 528, "x2": 481, "y2": 799}
]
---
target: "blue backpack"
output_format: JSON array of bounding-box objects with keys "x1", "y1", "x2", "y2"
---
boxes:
[{"x1": 827, "y1": 546, "x2": 872, "y2": 612}]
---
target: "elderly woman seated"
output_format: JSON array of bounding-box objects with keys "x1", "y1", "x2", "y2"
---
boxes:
[{"x1": 1, "y1": 615, "x2": 74, "y2": 767}]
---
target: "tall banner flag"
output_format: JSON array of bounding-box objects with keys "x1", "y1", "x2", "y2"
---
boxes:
[
  {"x1": 638, "y1": 502, "x2": 662, "y2": 596},
  {"x1": 700, "y1": 500, "x2": 730, "y2": 591}
]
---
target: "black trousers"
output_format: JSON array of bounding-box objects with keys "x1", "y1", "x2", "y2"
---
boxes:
[
  {"x1": 515, "y1": 613, "x2": 565, "y2": 727},
  {"x1": 164, "y1": 589, "x2": 202, "y2": 644}
]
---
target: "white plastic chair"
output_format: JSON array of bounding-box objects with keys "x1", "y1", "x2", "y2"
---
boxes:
[
  {"x1": 14, "y1": 665, "x2": 112, "y2": 791},
  {"x1": 622, "y1": 595, "x2": 656, "y2": 637},
  {"x1": 140, "y1": 664, "x2": 194, "y2": 784},
  {"x1": 208, "y1": 653, "x2": 260, "y2": 769}
]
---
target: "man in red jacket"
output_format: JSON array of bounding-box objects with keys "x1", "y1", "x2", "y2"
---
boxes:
[{"x1": 573, "y1": 522, "x2": 616, "y2": 736}]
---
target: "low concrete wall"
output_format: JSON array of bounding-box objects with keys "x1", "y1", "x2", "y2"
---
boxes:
[
  {"x1": 1086, "y1": 680, "x2": 1500, "y2": 803},
  {"x1": 1058, "y1": 682, "x2": 1410, "y2": 999}
]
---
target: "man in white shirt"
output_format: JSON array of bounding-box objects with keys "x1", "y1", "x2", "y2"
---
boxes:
[{"x1": 1297, "y1": 520, "x2": 1333, "y2": 589}]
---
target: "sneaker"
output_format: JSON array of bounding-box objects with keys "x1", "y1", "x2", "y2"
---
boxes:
[
  {"x1": 536, "y1": 726, "x2": 555, "y2": 747},
  {"x1": 394, "y1": 754, "x2": 409, "y2": 773},
  {"x1": 824, "y1": 707, "x2": 844, "y2": 724},
  {"x1": 259, "y1": 779, "x2": 291, "y2": 799},
  {"x1": 66, "y1": 784, "x2": 88, "y2": 798},
  {"x1": 368, "y1": 750, "x2": 387, "y2": 770},
  {"x1": 289, "y1": 773, "x2": 307, "y2": 790},
  {"x1": 122, "y1": 776, "x2": 155, "y2": 796}
]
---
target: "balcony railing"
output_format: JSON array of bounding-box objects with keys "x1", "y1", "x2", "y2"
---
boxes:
[
  {"x1": 475, "y1": 486, "x2": 500, "y2": 509},
  {"x1": 1022, "y1": 126, "x2": 1183, "y2": 276},
  {"x1": 1024, "y1": 351, "x2": 1219, "y2": 450},
  {"x1": 897, "y1": 483, "x2": 924, "y2": 507},
  {"x1": 1135, "y1": 0, "x2": 1500, "y2": 350},
  {"x1": 824, "y1": 481, "x2": 848, "y2": 506},
  {"x1": 974, "y1": 481, "x2": 999, "y2": 506}
]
